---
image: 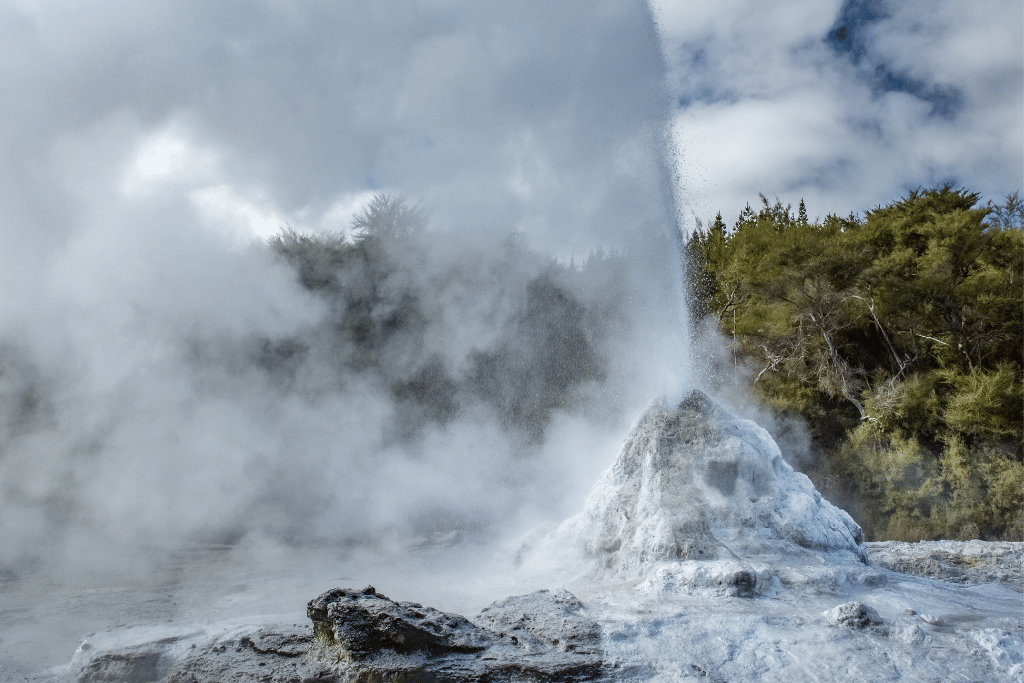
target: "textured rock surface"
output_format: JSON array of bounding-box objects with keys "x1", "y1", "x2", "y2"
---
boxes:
[
  {"x1": 304, "y1": 586, "x2": 602, "y2": 682},
  {"x1": 867, "y1": 541, "x2": 1024, "y2": 590},
  {"x1": 474, "y1": 589, "x2": 601, "y2": 655},
  {"x1": 636, "y1": 560, "x2": 764, "y2": 597},
  {"x1": 74, "y1": 644, "x2": 165, "y2": 683},
  {"x1": 161, "y1": 626, "x2": 322, "y2": 683},
  {"x1": 823, "y1": 601, "x2": 883, "y2": 628},
  {"x1": 72, "y1": 625, "x2": 324, "y2": 683},
  {"x1": 559, "y1": 390, "x2": 867, "y2": 576},
  {"x1": 72, "y1": 588, "x2": 604, "y2": 683},
  {"x1": 306, "y1": 585, "x2": 494, "y2": 660}
]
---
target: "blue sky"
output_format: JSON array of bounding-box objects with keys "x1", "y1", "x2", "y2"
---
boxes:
[{"x1": 653, "y1": 0, "x2": 1023, "y2": 230}]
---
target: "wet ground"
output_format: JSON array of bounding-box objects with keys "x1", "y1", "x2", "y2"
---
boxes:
[{"x1": 1, "y1": 541, "x2": 1021, "y2": 682}]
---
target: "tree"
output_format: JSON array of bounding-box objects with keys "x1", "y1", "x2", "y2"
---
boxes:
[
  {"x1": 985, "y1": 190, "x2": 1023, "y2": 230},
  {"x1": 685, "y1": 212, "x2": 729, "y2": 320},
  {"x1": 690, "y1": 185, "x2": 1023, "y2": 540},
  {"x1": 351, "y1": 193, "x2": 427, "y2": 242}
]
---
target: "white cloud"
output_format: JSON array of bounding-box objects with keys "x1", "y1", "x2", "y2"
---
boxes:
[
  {"x1": 315, "y1": 191, "x2": 379, "y2": 235},
  {"x1": 133, "y1": 133, "x2": 189, "y2": 180},
  {"x1": 657, "y1": 0, "x2": 1023, "y2": 228},
  {"x1": 866, "y1": 0, "x2": 1022, "y2": 86},
  {"x1": 0, "y1": 0, "x2": 676, "y2": 259}
]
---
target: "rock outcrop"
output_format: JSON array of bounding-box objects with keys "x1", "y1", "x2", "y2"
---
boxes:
[
  {"x1": 559, "y1": 390, "x2": 868, "y2": 576},
  {"x1": 304, "y1": 586, "x2": 603, "y2": 682},
  {"x1": 73, "y1": 588, "x2": 603, "y2": 683},
  {"x1": 72, "y1": 625, "x2": 322, "y2": 683},
  {"x1": 306, "y1": 585, "x2": 494, "y2": 661},
  {"x1": 474, "y1": 589, "x2": 601, "y2": 656}
]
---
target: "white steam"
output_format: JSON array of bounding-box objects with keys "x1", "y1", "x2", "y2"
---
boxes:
[{"x1": 0, "y1": 0, "x2": 691, "y2": 576}]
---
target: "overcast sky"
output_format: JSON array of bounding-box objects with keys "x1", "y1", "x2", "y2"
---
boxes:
[{"x1": 655, "y1": 0, "x2": 1023, "y2": 230}]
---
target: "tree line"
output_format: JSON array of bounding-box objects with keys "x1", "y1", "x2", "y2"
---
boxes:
[
  {"x1": 686, "y1": 186, "x2": 1023, "y2": 541},
  {"x1": 267, "y1": 194, "x2": 635, "y2": 446}
]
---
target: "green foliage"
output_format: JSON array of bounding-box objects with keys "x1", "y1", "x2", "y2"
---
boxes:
[
  {"x1": 863, "y1": 372, "x2": 941, "y2": 438},
  {"x1": 837, "y1": 424, "x2": 945, "y2": 541},
  {"x1": 942, "y1": 365, "x2": 1023, "y2": 439},
  {"x1": 836, "y1": 424, "x2": 1024, "y2": 542},
  {"x1": 984, "y1": 190, "x2": 1023, "y2": 230},
  {"x1": 687, "y1": 185, "x2": 1024, "y2": 540},
  {"x1": 685, "y1": 211, "x2": 728, "y2": 319},
  {"x1": 938, "y1": 436, "x2": 1024, "y2": 541}
]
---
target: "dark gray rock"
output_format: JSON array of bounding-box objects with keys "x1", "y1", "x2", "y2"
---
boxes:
[
  {"x1": 239, "y1": 628, "x2": 310, "y2": 658},
  {"x1": 74, "y1": 646, "x2": 163, "y2": 683},
  {"x1": 71, "y1": 624, "x2": 327, "y2": 683},
  {"x1": 71, "y1": 587, "x2": 603, "y2": 682},
  {"x1": 73, "y1": 634, "x2": 191, "y2": 683},
  {"x1": 161, "y1": 625, "x2": 323, "y2": 683},
  {"x1": 306, "y1": 586, "x2": 603, "y2": 682},
  {"x1": 306, "y1": 585, "x2": 494, "y2": 661}
]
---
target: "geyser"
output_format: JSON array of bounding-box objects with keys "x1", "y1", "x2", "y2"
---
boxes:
[
  {"x1": 513, "y1": 390, "x2": 878, "y2": 598},
  {"x1": 563, "y1": 390, "x2": 868, "y2": 573},
  {"x1": 0, "y1": 2, "x2": 692, "y2": 673}
]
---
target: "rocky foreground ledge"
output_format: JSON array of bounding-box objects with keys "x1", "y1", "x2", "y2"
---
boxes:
[
  {"x1": 307, "y1": 585, "x2": 601, "y2": 682},
  {"x1": 73, "y1": 586, "x2": 603, "y2": 683}
]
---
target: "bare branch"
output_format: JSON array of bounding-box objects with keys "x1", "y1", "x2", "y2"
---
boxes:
[{"x1": 851, "y1": 295, "x2": 912, "y2": 378}]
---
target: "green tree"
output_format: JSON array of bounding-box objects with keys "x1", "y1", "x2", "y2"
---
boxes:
[
  {"x1": 686, "y1": 212, "x2": 728, "y2": 320},
  {"x1": 985, "y1": 190, "x2": 1023, "y2": 230},
  {"x1": 687, "y1": 186, "x2": 1024, "y2": 540}
]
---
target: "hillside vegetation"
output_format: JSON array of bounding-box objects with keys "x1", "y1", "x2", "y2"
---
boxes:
[
  {"x1": 267, "y1": 194, "x2": 639, "y2": 447},
  {"x1": 686, "y1": 187, "x2": 1023, "y2": 541}
]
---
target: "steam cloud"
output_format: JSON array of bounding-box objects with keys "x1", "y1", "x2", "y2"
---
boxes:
[{"x1": 0, "y1": 0, "x2": 690, "y2": 574}]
